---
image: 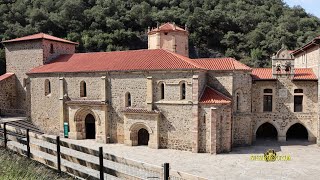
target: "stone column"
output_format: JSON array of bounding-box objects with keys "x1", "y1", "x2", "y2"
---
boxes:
[
  {"x1": 210, "y1": 107, "x2": 217, "y2": 154},
  {"x1": 96, "y1": 76, "x2": 109, "y2": 143},
  {"x1": 192, "y1": 75, "x2": 199, "y2": 153},
  {"x1": 146, "y1": 76, "x2": 153, "y2": 111},
  {"x1": 59, "y1": 77, "x2": 65, "y2": 137},
  {"x1": 148, "y1": 114, "x2": 160, "y2": 149}
]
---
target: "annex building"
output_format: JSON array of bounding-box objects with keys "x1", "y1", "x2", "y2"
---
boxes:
[{"x1": 0, "y1": 23, "x2": 320, "y2": 154}]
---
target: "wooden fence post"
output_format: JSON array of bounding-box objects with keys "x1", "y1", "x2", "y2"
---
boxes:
[
  {"x1": 99, "y1": 147, "x2": 104, "y2": 180},
  {"x1": 26, "y1": 129, "x2": 30, "y2": 158},
  {"x1": 164, "y1": 163, "x2": 169, "y2": 180},
  {"x1": 4, "y1": 123, "x2": 7, "y2": 148},
  {"x1": 56, "y1": 136, "x2": 61, "y2": 173}
]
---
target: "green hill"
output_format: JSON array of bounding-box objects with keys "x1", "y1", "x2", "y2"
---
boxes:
[{"x1": 1, "y1": 0, "x2": 320, "y2": 74}]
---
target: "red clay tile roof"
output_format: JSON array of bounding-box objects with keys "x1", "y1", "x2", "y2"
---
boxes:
[
  {"x1": 29, "y1": 49, "x2": 204, "y2": 74},
  {"x1": 1, "y1": 33, "x2": 78, "y2": 45},
  {"x1": 148, "y1": 23, "x2": 187, "y2": 34},
  {"x1": 199, "y1": 86, "x2": 232, "y2": 104},
  {"x1": 0, "y1": 73, "x2": 14, "y2": 82},
  {"x1": 194, "y1": 58, "x2": 251, "y2": 71},
  {"x1": 252, "y1": 68, "x2": 317, "y2": 80},
  {"x1": 122, "y1": 108, "x2": 160, "y2": 114}
]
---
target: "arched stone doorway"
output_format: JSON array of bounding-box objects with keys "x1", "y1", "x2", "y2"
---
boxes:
[
  {"x1": 286, "y1": 123, "x2": 308, "y2": 140},
  {"x1": 138, "y1": 128, "x2": 149, "y2": 146},
  {"x1": 85, "y1": 114, "x2": 95, "y2": 139},
  {"x1": 256, "y1": 122, "x2": 278, "y2": 140}
]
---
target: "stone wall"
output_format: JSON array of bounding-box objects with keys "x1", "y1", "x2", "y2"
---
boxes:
[
  {"x1": 42, "y1": 39, "x2": 75, "y2": 64},
  {"x1": 0, "y1": 74, "x2": 16, "y2": 116},
  {"x1": 232, "y1": 71, "x2": 253, "y2": 146},
  {"x1": 294, "y1": 45, "x2": 320, "y2": 77},
  {"x1": 199, "y1": 104, "x2": 232, "y2": 153},
  {"x1": 251, "y1": 79, "x2": 318, "y2": 142},
  {"x1": 4, "y1": 39, "x2": 76, "y2": 116},
  {"x1": 207, "y1": 71, "x2": 233, "y2": 97},
  {"x1": 29, "y1": 70, "x2": 199, "y2": 152},
  {"x1": 5, "y1": 40, "x2": 44, "y2": 114}
]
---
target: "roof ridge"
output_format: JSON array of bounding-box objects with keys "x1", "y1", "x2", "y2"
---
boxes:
[{"x1": 164, "y1": 50, "x2": 206, "y2": 70}]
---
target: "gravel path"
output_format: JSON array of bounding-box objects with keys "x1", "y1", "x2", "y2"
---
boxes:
[{"x1": 7, "y1": 134, "x2": 320, "y2": 180}]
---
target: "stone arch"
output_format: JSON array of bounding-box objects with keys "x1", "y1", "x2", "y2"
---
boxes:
[
  {"x1": 129, "y1": 123, "x2": 153, "y2": 146},
  {"x1": 74, "y1": 107, "x2": 101, "y2": 124},
  {"x1": 255, "y1": 121, "x2": 279, "y2": 140},
  {"x1": 158, "y1": 81, "x2": 165, "y2": 100},
  {"x1": 74, "y1": 107, "x2": 100, "y2": 139},
  {"x1": 285, "y1": 123, "x2": 309, "y2": 141}
]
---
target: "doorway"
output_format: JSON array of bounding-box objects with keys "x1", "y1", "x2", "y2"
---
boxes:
[
  {"x1": 85, "y1": 114, "x2": 95, "y2": 139},
  {"x1": 138, "y1": 128, "x2": 149, "y2": 146}
]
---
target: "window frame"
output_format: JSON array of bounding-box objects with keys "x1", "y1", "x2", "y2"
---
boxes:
[
  {"x1": 45, "y1": 79, "x2": 51, "y2": 96},
  {"x1": 125, "y1": 92, "x2": 132, "y2": 107},
  {"x1": 263, "y1": 88, "x2": 273, "y2": 112},
  {"x1": 80, "y1": 81, "x2": 87, "y2": 97},
  {"x1": 180, "y1": 82, "x2": 186, "y2": 100}
]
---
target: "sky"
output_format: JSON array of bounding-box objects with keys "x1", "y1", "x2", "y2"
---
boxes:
[{"x1": 284, "y1": 0, "x2": 320, "y2": 18}]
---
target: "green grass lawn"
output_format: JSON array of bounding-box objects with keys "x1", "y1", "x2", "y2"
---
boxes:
[{"x1": 0, "y1": 147, "x2": 74, "y2": 180}]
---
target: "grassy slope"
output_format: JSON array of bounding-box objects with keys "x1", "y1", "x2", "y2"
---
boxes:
[{"x1": 0, "y1": 147, "x2": 74, "y2": 180}]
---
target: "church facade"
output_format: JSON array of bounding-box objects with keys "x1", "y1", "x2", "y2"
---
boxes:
[{"x1": 0, "y1": 23, "x2": 319, "y2": 154}]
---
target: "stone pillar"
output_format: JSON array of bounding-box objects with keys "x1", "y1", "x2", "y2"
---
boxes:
[
  {"x1": 96, "y1": 76, "x2": 109, "y2": 143},
  {"x1": 210, "y1": 107, "x2": 217, "y2": 154},
  {"x1": 146, "y1": 76, "x2": 153, "y2": 111},
  {"x1": 192, "y1": 75, "x2": 199, "y2": 153},
  {"x1": 101, "y1": 76, "x2": 107, "y2": 103},
  {"x1": 278, "y1": 136, "x2": 286, "y2": 142},
  {"x1": 148, "y1": 114, "x2": 160, "y2": 149},
  {"x1": 59, "y1": 77, "x2": 65, "y2": 137}
]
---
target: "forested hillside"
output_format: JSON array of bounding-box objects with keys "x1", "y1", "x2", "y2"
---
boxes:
[{"x1": 1, "y1": 0, "x2": 320, "y2": 75}]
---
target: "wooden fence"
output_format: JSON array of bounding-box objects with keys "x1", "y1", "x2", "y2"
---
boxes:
[{"x1": 0, "y1": 122, "x2": 207, "y2": 180}]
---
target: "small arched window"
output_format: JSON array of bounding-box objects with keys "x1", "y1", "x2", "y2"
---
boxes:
[
  {"x1": 180, "y1": 82, "x2": 186, "y2": 100},
  {"x1": 160, "y1": 83, "x2": 165, "y2": 100},
  {"x1": 236, "y1": 92, "x2": 240, "y2": 111},
  {"x1": 125, "y1": 92, "x2": 132, "y2": 107},
  {"x1": 45, "y1": 79, "x2": 51, "y2": 96},
  {"x1": 80, "y1": 81, "x2": 87, "y2": 97},
  {"x1": 50, "y1": 44, "x2": 54, "y2": 54}
]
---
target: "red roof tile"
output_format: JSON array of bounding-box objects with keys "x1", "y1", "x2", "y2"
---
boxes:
[
  {"x1": 149, "y1": 23, "x2": 187, "y2": 34},
  {"x1": 252, "y1": 68, "x2": 317, "y2": 80},
  {"x1": 194, "y1": 58, "x2": 251, "y2": 71},
  {"x1": 0, "y1": 73, "x2": 14, "y2": 82},
  {"x1": 292, "y1": 35, "x2": 320, "y2": 55},
  {"x1": 200, "y1": 86, "x2": 231, "y2": 104},
  {"x1": 29, "y1": 49, "x2": 204, "y2": 74},
  {"x1": 2, "y1": 33, "x2": 78, "y2": 45}
]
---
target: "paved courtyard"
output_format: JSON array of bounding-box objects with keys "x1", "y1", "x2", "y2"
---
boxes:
[{"x1": 59, "y1": 138, "x2": 320, "y2": 180}]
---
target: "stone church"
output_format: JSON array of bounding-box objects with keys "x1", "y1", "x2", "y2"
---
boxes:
[{"x1": 0, "y1": 23, "x2": 319, "y2": 154}]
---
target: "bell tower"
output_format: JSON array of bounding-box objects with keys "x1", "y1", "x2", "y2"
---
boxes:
[
  {"x1": 272, "y1": 48, "x2": 295, "y2": 79},
  {"x1": 148, "y1": 22, "x2": 189, "y2": 57}
]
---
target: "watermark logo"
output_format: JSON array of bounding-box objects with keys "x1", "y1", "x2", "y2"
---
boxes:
[{"x1": 250, "y1": 149, "x2": 291, "y2": 162}]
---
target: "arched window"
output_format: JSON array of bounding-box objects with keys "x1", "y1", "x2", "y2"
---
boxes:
[
  {"x1": 80, "y1": 81, "x2": 87, "y2": 97},
  {"x1": 125, "y1": 92, "x2": 132, "y2": 107},
  {"x1": 45, "y1": 79, "x2": 51, "y2": 96},
  {"x1": 50, "y1": 44, "x2": 54, "y2": 54},
  {"x1": 236, "y1": 92, "x2": 240, "y2": 111},
  {"x1": 180, "y1": 82, "x2": 186, "y2": 100},
  {"x1": 160, "y1": 82, "x2": 165, "y2": 100}
]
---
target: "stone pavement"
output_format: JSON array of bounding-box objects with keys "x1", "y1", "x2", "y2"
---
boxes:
[{"x1": 56, "y1": 138, "x2": 320, "y2": 180}]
